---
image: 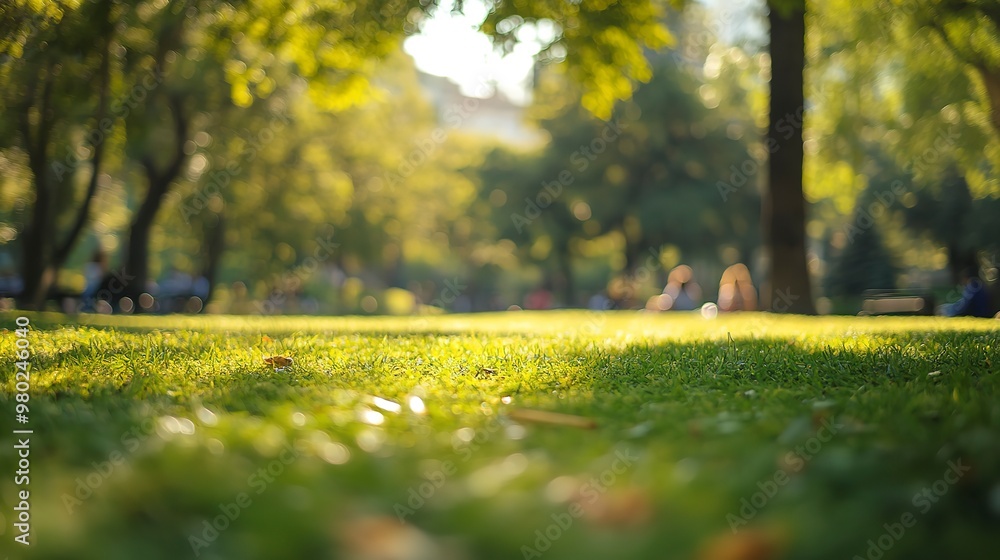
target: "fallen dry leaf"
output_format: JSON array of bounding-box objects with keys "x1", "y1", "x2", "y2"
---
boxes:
[
  {"x1": 688, "y1": 420, "x2": 704, "y2": 439},
  {"x1": 338, "y1": 515, "x2": 441, "y2": 560},
  {"x1": 776, "y1": 450, "x2": 808, "y2": 477},
  {"x1": 574, "y1": 486, "x2": 653, "y2": 528},
  {"x1": 507, "y1": 408, "x2": 597, "y2": 429},
  {"x1": 264, "y1": 355, "x2": 294, "y2": 369},
  {"x1": 698, "y1": 529, "x2": 782, "y2": 560},
  {"x1": 810, "y1": 409, "x2": 832, "y2": 429}
]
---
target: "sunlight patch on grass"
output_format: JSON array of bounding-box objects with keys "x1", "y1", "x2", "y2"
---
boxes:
[{"x1": 0, "y1": 311, "x2": 997, "y2": 560}]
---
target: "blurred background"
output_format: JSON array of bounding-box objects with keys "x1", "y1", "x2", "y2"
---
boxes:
[{"x1": 1, "y1": 0, "x2": 999, "y2": 317}]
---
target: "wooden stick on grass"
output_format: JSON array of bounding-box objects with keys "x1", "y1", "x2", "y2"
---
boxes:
[{"x1": 507, "y1": 408, "x2": 598, "y2": 429}]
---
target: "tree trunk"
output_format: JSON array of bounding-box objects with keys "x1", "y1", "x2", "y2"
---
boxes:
[
  {"x1": 20, "y1": 186, "x2": 52, "y2": 309},
  {"x1": 976, "y1": 67, "x2": 1000, "y2": 139},
  {"x1": 121, "y1": 173, "x2": 174, "y2": 306},
  {"x1": 762, "y1": 2, "x2": 815, "y2": 314},
  {"x1": 946, "y1": 244, "x2": 976, "y2": 285},
  {"x1": 556, "y1": 247, "x2": 574, "y2": 307},
  {"x1": 121, "y1": 95, "x2": 188, "y2": 308},
  {"x1": 941, "y1": 172, "x2": 975, "y2": 284},
  {"x1": 201, "y1": 211, "x2": 225, "y2": 303},
  {"x1": 624, "y1": 240, "x2": 642, "y2": 278},
  {"x1": 38, "y1": 33, "x2": 113, "y2": 305},
  {"x1": 19, "y1": 66, "x2": 57, "y2": 310},
  {"x1": 20, "y1": 3, "x2": 114, "y2": 310}
]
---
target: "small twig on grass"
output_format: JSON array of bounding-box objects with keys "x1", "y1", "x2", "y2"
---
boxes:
[{"x1": 507, "y1": 408, "x2": 598, "y2": 429}]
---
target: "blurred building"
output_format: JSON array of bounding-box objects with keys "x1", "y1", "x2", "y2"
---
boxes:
[{"x1": 416, "y1": 72, "x2": 544, "y2": 146}]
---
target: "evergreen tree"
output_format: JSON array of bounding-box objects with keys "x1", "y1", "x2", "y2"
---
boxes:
[{"x1": 826, "y1": 202, "x2": 898, "y2": 297}]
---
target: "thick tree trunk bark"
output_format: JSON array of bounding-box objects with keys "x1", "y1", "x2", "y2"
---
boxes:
[
  {"x1": 978, "y1": 67, "x2": 1000, "y2": 135},
  {"x1": 20, "y1": 186, "x2": 52, "y2": 309},
  {"x1": 201, "y1": 211, "x2": 225, "y2": 303},
  {"x1": 556, "y1": 246, "x2": 574, "y2": 307},
  {"x1": 122, "y1": 179, "x2": 170, "y2": 304},
  {"x1": 54, "y1": 59, "x2": 111, "y2": 264},
  {"x1": 38, "y1": 36, "x2": 113, "y2": 305},
  {"x1": 762, "y1": 3, "x2": 815, "y2": 314},
  {"x1": 121, "y1": 95, "x2": 188, "y2": 309},
  {"x1": 19, "y1": 68, "x2": 56, "y2": 310},
  {"x1": 946, "y1": 244, "x2": 976, "y2": 285}
]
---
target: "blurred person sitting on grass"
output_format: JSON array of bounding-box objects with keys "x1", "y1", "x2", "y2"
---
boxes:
[
  {"x1": 662, "y1": 265, "x2": 701, "y2": 311},
  {"x1": 81, "y1": 249, "x2": 108, "y2": 311},
  {"x1": 942, "y1": 266, "x2": 993, "y2": 318}
]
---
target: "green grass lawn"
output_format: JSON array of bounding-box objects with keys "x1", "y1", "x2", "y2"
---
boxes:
[{"x1": 1, "y1": 311, "x2": 999, "y2": 560}]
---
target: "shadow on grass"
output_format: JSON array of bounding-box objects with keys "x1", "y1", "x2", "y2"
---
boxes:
[{"x1": 3, "y1": 316, "x2": 999, "y2": 560}]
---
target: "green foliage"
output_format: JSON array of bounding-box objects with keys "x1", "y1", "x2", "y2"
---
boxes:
[
  {"x1": 480, "y1": 0, "x2": 676, "y2": 118},
  {"x1": 474, "y1": 32, "x2": 763, "y2": 303},
  {"x1": 5, "y1": 0, "x2": 1000, "y2": 310},
  {"x1": 825, "y1": 211, "x2": 898, "y2": 297},
  {"x1": 807, "y1": 0, "x2": 999, "y2": 194},
  {"x1": 151, "y1": 51, "x2": 483, "y2": 305},
  {"x1": 897, "y1": 168, "x2": 1000, "y2": 274},
  {"x1": 0, "y1": 0, "x2": 710, "y2": 310},
  {"x1": 806, "y1": 0, "x2": 1000, "y2": 288}
]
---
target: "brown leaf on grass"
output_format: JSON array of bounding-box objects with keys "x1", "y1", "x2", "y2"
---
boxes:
[
  {"x1": 263, "y1": 355, "x2": 294, "y2": 369},
  {"x1": 810, "y1": 409, "x2": 832, "y2": 429},
  {"x1": 574, "y1": 486, "x2": 654, "y2": 528},
  {"x1": 776, "y1": 450, "x2": 808, "y2": 477},
  {"x1": 338, "y1": 515, "x2": 441, "y2": 560},
  {"x1": 688, "y1": 420, "x2": 704, "y2": 439},
  {"x1": 262, "y1": 335, "x2": 273, "y2": 343},
  {"x1": 507, "y1": 408, "x2": 597, "y2": 429},
  {"x1": 698, "y1": 529, "x2": 782, "y2": 560}
]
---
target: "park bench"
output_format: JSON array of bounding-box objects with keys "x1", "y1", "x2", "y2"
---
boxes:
[{"x1": 859, "y1": 289, "x2": 934, "y2": 316}]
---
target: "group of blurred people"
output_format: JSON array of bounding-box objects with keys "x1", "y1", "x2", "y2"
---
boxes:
[
  {"x1": 577, "y1": 263, "x2": 760, "y2": 314},
  {"x1": 580, "y1": 262, "x2": 996, "y2": 318},
  {"x1": 3, "y1": 248, "x2": 996, "y2": 317},
  {"x1": 79, "y1": 250, "x2": 210, "y2": 313},
  {"x1": 642, "y1": 263, "x2": 758, "y2": 314}
]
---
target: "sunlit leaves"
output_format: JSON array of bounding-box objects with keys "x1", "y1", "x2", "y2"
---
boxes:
[
  {"x1": 807, "y1": 0, "x2": 998, "y2": 200},
  {"x1": 480, "y1": 0, "x2": 674, "y2": 120}
]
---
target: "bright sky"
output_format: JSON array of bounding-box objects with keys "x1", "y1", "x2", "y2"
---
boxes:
[
  {"x1": 403, "y1": 0, "x2": 764, "y2": 106},
  {"x1": 402, "y1": 0, "x2": 549, "y2": 105}
]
